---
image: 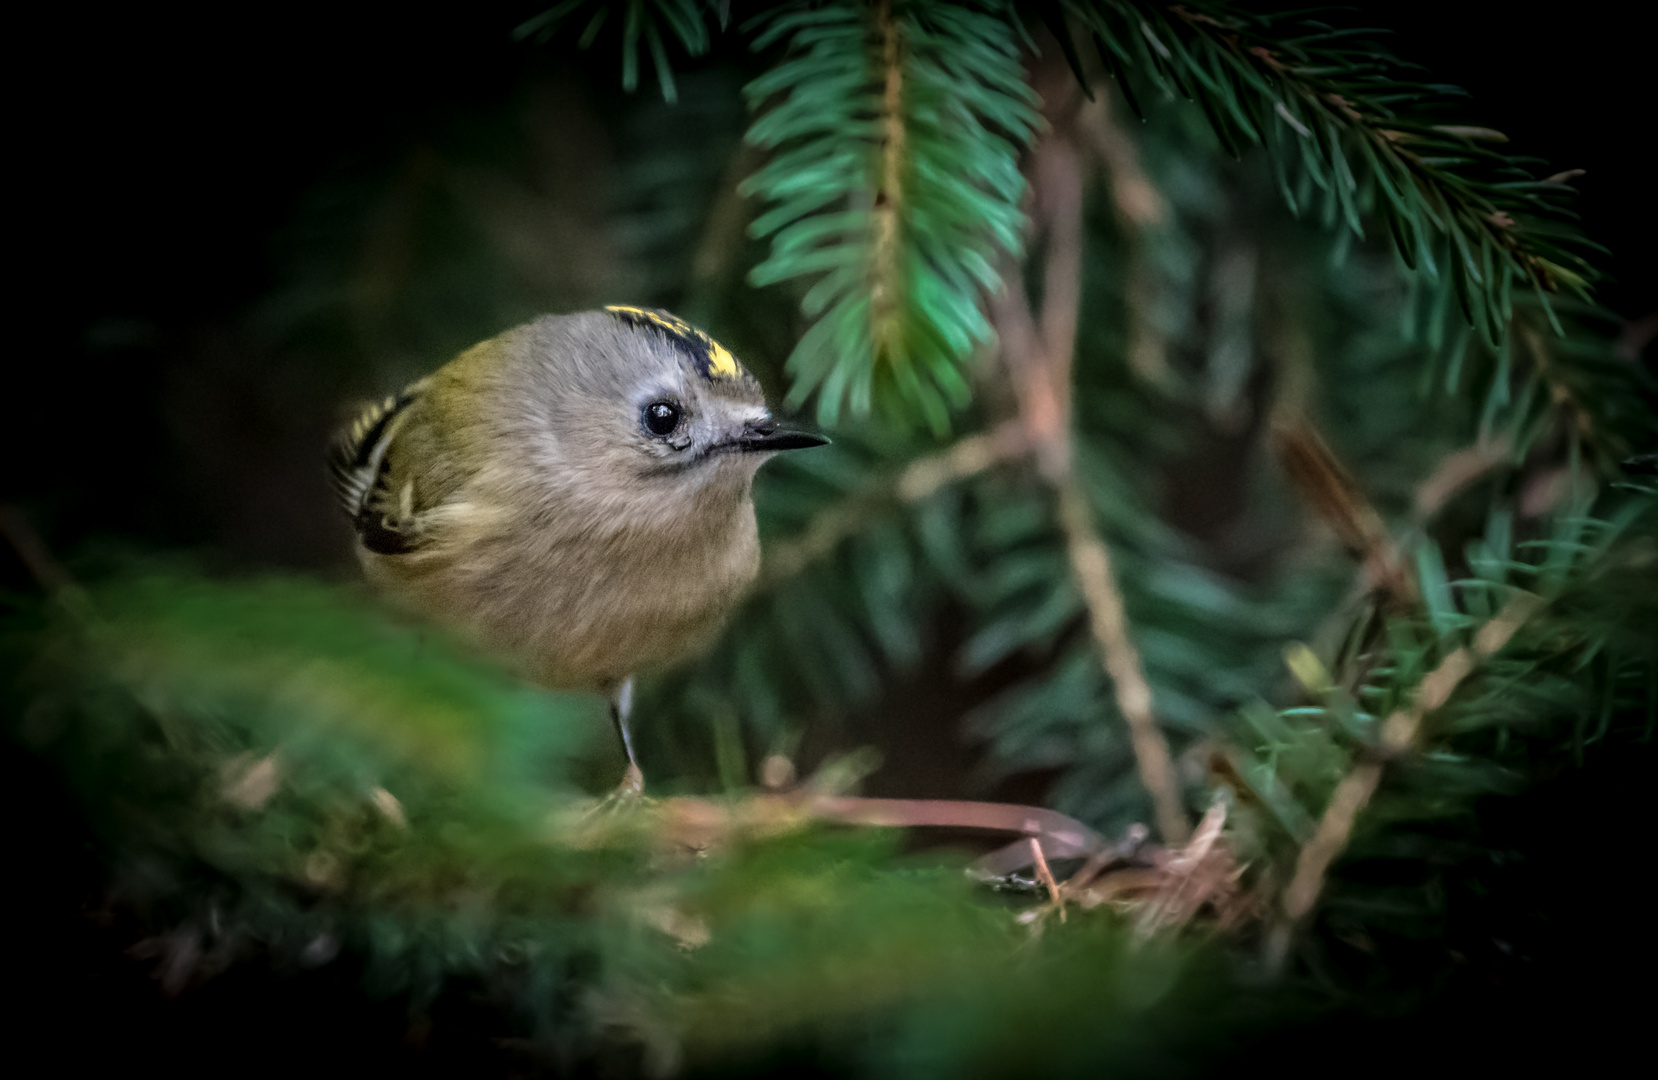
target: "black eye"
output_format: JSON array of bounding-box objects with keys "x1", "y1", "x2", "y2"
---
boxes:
[{"x1": 641, "y1": 400, "x2": 682, "y2": 437}]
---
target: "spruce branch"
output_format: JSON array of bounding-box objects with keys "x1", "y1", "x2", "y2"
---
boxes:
[
  {"x1": 515, "y1": 0, "x2": 719, "y2": 103},
  {"x1": 1062, "y1": 1, "x2": 1601, "y2": 348},
  {"x1": 1264, "y1": 590, "x2": 1544, "y2": 973},
  {"x1": 742, "y1": 0, "x2": 1040, "y2": 430},
  {"x1": 1411, "y1": 296, "x2": 1658, "y2": 472}
]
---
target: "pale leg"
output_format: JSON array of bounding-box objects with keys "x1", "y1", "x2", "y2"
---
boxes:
[{"x1": 610, "y1": 676, "x2": 644, "y2": 797}]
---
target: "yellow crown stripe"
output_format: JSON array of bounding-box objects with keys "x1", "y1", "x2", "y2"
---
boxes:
[
  {"x1": 605, "y1": 304, "x2": 744, "y2": 380},
  {"x1": 703, "y1": 340, "x2": 740, "y2": 379},
  {"x1": 606, "y1": 304, "x2": 688, "y2": 335}
]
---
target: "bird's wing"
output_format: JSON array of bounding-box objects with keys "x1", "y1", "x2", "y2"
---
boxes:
[{"x1": 327, "y1": 379, "x2": 431, "y2": 555}]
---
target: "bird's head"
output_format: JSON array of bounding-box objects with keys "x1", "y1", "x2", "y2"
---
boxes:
[{"x1": 500, "y1": 307, "x2": 827, "y2": 524}]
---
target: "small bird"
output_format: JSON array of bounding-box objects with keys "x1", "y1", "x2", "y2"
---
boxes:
[{"x1": 328, "y1": 306, "x2": 826, "y2": 793}]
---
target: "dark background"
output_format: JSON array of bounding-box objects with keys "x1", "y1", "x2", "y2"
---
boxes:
[
  {"x1": 7, "y1": 2, "x2": 1654, "y2": 1073},
  {"x1": 9, "y1": 1, "x2": 1652, "y2": 571}
]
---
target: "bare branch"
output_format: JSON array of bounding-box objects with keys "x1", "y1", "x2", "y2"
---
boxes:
[
  {"x1": 1414, "y1": 436, "x2": 1512, "y2": 520},
  {"x1": 1271, "y1": 417, "x2": 1419, "y2": 609},
  {"x1": 1079, "y1": 85, "x2": 1170, "y2": 385},
  {"x1": 809, "y1": 795, "x2": 1104, "y2": 861},
  {"x1": 1029, "y1": 836, "x2": 1064, "y2": 913},
  {"x1": 1056, "y1": 481, "x2": 1190, "y2": 843},
  {"x1": 0, "y1": 504, "x2": 93, "y2": 620},
  {"x1": 991, "y1": 46, "x2": 1191, "y2": 844},
  {"x1": 759, "y1": 420, "x2": 1029, "y2": 587}
]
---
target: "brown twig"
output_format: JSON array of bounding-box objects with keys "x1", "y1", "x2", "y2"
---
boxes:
[
  {"x1": 1055, "y1": 481, "x2": 1189, "y2": 844},
  {"x1": 1266, "y1": 591, "x2": 1544, "y2": 972},
  {"x1": 563, "y1": 787, "x2": 1111, "y2": 877},
  {"x1": 809, "y1": 795, "x2": 1104, "y2": 863},
  {"x1": 1414, "y1": 436, "x2": 1513, "y2": 520},
  {"x1": 0, "y1": 504, "x2": 93, "y2": 620},
  {"x1": 893, "y1": 420, "x2": 1030, "y2": 502},
  {"x1": 568, "y1": 781, "x2": 1254, "y2": 938},
  {"x1": 1079, "y1": 83, "x2": 1172, "y2": 386},
  {"x1": 758, "y1": 420, "x2": 1029, "y2": 587},
  {"x1": 1271, "y1": 416, "x2": 1418, "y2": 609},
  {"x1": 1077, "y1": 86, "x2": 1166, "y2": 230},
  {"x1": 992, "y1": 51, "x2": 1191, "y2": 844},
  {"x1": 1029, "y1": 836, "x2": 1064, "y2": 915},
  {"x1": 1132, "y1": 800, "x2": 1246, "y2": 937}
]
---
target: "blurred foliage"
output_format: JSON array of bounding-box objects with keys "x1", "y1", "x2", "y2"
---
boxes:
[
  {"x1": 8, "y1": 0, "x2": 1658, "y2": 1074},
  {"x1": 7, "y1": 573, "x2": 1276, "y2": 1075}
]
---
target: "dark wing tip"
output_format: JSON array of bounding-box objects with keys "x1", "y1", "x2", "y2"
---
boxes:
[{"x1": 355, "y1": 512, "x2": 420, "y2": 555}]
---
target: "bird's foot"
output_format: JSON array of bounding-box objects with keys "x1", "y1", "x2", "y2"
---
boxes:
[{"x1": 584, "y1": 763, "x2": 650, "y2": 819}]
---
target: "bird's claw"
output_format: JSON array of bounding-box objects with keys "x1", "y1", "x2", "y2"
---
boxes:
[{"x1": 584, "y1": 763, "x2": 650, "y2": 819}]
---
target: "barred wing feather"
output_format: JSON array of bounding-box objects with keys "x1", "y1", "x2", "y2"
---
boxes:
[{"x1": 327, "y1": 379, "x2": 428, "y2": 554}]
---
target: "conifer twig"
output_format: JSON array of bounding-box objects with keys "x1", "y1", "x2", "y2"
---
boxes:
[
  {"x1": 1414, "y1": 436, "x2": 1512, "y2": 520},
  {"x1": 1271, "y1": 417, "x2": 1418, "y2": 609},
  {"x1": 1029, "y1": 836, "x2": 1064, "y2": 915},
  {"x1": 1266, "y1": 591, "x2": 1544, "y2": 972},
  {"x1": 572, "y1": 791, "x2": 1109, "y2": 870},
  {"x1": 1079, "y1": 84, "x2": 1169, "y2": 385},
  {"x1": 1055, "y1": 480, "x2": 1189, "y2": 844},
  {"x1": 870, "y1": 0, "x2": 905, "y2": 355},
  {"x1": 994, "y1": 51, "x2": 1190, "y2": 844},
  {"x1": 807, "y1": 795, "x2": 1104, "y2": 862},
  {"x1": 0, "y1": 504, "x2": 93, "y2": 620},
  {"x1": 758, "y1": 420, "x2": 1029, "y2": 586}
]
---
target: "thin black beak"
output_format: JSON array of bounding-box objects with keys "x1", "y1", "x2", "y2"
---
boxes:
[{"x1": 735, "y1": 421, "x2": 830, "y2": 452}]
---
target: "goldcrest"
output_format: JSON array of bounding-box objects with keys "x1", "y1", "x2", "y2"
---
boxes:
[{"x1": 329, "y1": 306, "x2": 826, "y2": 784}]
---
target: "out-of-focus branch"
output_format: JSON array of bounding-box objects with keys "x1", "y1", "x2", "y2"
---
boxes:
[
  {"x1": 892, "y1": 420, "x2": 1030, "y2": 502},
  {"x1": 758, "y1": 420, "x2": 1029, "y2": 586},
  {"x1": 570, "y1": 788, "x2": 1109, "y2": 871},
  {"x1": 1055, "y1": 480, "x2": 1188, "y2": 844},
  {"x1": 1077, "y1": 87, "x2": 1165, "y2": 229},
  {"x1": 0, "y1": 505, "x2": 93, "y2": 620},
  {"x1": 1271, "y1": 417, "x2": 1418, "y2": 610},
  {"x1": 688, "y1": 139, "x2": 762, "y2": 305},
  {"x1": 1079, "y1": 84, "x2": 1169, "y2": 386},
  {"x1": 1265, "y1": 591, "x2": 1544, "y2": 973},
  {"x1": 579, "y1": 780, "x2": 1245, "y2": 934},
  {"x1": 1414, "y1": 436, "x2": 1511, "y2": 521},
  {"x1": 993, "y1": 51, "x2": 1190, "y2": 845}
]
